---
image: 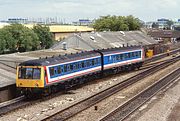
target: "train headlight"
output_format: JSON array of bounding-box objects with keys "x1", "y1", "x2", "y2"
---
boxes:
[{"x1": 35, "y1": 83, "x2": 39, "y2": 87}]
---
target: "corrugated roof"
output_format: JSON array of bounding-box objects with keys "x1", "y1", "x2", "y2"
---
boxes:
[
  {"x1": 148, "y1": 30, "x2": 180, "y2": 38},
  {"x1": 51, "y1": 31, "x2": 158, "y2": 50}
]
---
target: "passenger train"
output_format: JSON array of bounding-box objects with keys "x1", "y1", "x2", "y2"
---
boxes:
[{"x1": 16, "y1": 46, "x2": 144, "y2": 96}]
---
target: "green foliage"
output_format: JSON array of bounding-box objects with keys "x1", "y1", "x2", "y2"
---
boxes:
[
  {"x1": 0, "y1": 24, "x2": 39, "y2": 54},
  {"x1": 93, "y1": 15, "x2": 141, "y2": 31},
  {"x1": 166, "y1": 20, "x2": 174, "y2": 29},
  {"x1": 33, "y1": 24, "x2": 54, "y2": 49}
]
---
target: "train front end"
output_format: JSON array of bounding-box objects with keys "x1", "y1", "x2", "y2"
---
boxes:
[{"x1": 16, "y1": 66, "x2": 45, "y2": 95}]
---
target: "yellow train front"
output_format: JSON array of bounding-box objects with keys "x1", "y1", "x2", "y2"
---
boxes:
[{"x1": 16, "y1": 65, "x2": 45, "y2": 96}]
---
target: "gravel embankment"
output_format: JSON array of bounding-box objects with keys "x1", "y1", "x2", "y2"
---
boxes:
[{"x1": 67, "y1": 60, "x2": 180, "y2": 121}]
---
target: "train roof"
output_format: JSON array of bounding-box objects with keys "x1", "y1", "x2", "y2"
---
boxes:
[
  {"x1": 19, "y1": 50, "x2": 100, "y2": 66},
  {"x1": 19, "y1": 46, "x2": 143, "y2": 66},
  {"x1": 97, "y1": 45, "x2": 142, "y2": 54}
]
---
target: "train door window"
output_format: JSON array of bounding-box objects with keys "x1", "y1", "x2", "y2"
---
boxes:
[
  {"x1": 116, "y1": 55, "x2": 118, "y2": 61},
  {"x1": 82, "y1": 61, "x2": 85, "y2": 68},
  {"x1": 79, "y1": 62, "x2": 82, "y2": 69},
  {"x1": 117, "y1": 55, "x2": 119, "y2": 61},
  {"x1": 54, "y1": 68, "x2": 57, "y2": 74},
  {"x1": 61, "y1": 66, "x2": 64, "y2": 73},
  {"x1": 89, "y1": 60, "x2": 92, "y2": 67},
  {"x1": 50, "y1": 67, "x2": 54, "y2": 76},
  {"x1": 67, "y1": 65, "x2": 70, "y2": 72},
  {"x1": 135, "y1": 52, "x2": 138, "y2": 57},
  {"x1": 123, "y1": 54, "x2": 125, "y2": 60},
  {"x1": 128, "y1": 53, "x2": 131, "y2": 58},
  {"x1": 107, "y1": 56, "x2": 110, "y2": 62},
  {"x1": 96, "y1": 58, "x2": 99, "y2": 65},
  {"x1": 74, "y1": 64, "x2": 77, "y2": 70},
  {"x1": 92, "y1": 59, "x2": 95, "y2": 66},
  {"x1": 64, "y1": 65, "x2": 67, "y2": 73},
  {"x1": 113, "y1": 56, "x2": 116, "y2": 62},
  {"x1": 70, "y1": 64, "x2": 73, "y2": 71},
  {"x1": 86, "y1": 60, "x2": 88, "y2": 67},
  {"x1": 98, "y1": 58, "x2": 101, "y2": 64},
  {"x1": 94, "y1": 59, "x2": 97, "y2": 65},
  {"x1": 57, "y1": 66, "x2": 61, "y2": 74},
  {"x1": 132, "y1": 52, "x2": 135, "y2": 57},
  {"x1": 139, "y1": 51, "x2": 141, "y2": 57},
  {"x1": 77, "y1": 62, "x2": 80, "y2": 69},
  {"x1": 120, "y1": 54, "x2": 123, "y2": 60}
]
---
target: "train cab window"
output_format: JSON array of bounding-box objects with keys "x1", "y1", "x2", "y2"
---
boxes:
[
  {"x1": 139, "y1": 51, "x2": 141, "y2": 57},
  {"x1": 57, "y1": 66, "x2": 61, "y2": 74},
  {"x1": 33, "y1": 68, "x2": 41, "y2": 79},
  {"x1": 50, "y1": 67, "x2": 54, "y2": 76},
  {"x1": 18, "y1": 68, "x2": 41, "y2": 79}
]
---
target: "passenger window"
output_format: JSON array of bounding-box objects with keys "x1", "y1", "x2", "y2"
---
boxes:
[
  {"x1": 70, "y1": 64, "x2": 73, "y2": 71},
  {"x1": 128, "y1": 53, "x2": 131, "y2": 58},
  {"x1": 57, "y1": 66, "x2": 61, "y2": 74},
  {"x1": 64, "y1": 65, "x2": 67, "y2": 72},
  {"x1": 132, "y1": 52, "x2": 135, "y2": 57},
  {"x1": 50, "y1": 67, "x2": 54, "y2": 76},
  {"x1": 87, "y1": 61, "x2": 90, "y2": 67},
  {"x1": 135, "y1": 52, "x2": 138, "y2": 57}
]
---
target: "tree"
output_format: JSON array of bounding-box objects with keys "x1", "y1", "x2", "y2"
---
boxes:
[
  {"x1": 0, "y1": 24, "x2": 39, "y2": 53},
  {"x1": 125, "y1": 15, "x2": 140, "y2": 30},
  {"x1": 0, "y1": 29, "x2": 7, "y2": 53},
  {"x1": 166, "y1": 20, "x2": 174, "y2": 30},
  {"x1": 93, "y1": 15, "x2": 140, "y2": 31},
  {"x1": 33, "y1": 24, "x2": 54, "y2": 49}
]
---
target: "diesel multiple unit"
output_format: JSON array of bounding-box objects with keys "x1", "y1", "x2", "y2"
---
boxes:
[{"x1": 16, "y1": 46, "x2": 144, "y2": 96}]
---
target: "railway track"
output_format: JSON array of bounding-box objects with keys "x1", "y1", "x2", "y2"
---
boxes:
[
  {"x1": 0, "y1": 96, "x2": 28, "y2": 116},
  {"x1": 100, "y1": 68, "x2": 180, "y2": 121},
  {"x1": 0, "y1": 51, "x2": 179, "y2": 118},
  {"x1": 41, "y1": 55, "x2": 180, "y2": 121}
]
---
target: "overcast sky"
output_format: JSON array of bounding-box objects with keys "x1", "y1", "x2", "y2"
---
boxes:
[{"x1": 0, "y1": 0, "x2": 180, "y2": 22}]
